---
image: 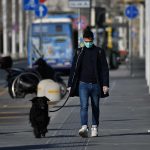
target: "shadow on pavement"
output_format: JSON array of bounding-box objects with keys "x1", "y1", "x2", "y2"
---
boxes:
[
  {"x1": 0, "y1": 142, "x2": 95, "y2": 150},
  {"x1": 100, "y1": 132, "x2": 150, "y2": 137}
]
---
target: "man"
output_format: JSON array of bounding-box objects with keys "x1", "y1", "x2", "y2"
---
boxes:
[{"x1": 68, "y1": 28, "x2": 109, "y2": 137}]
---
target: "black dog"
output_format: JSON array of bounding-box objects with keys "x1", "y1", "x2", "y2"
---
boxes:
[{"x1": 29, "y1": 96, "x2": 50, "y2": 138}]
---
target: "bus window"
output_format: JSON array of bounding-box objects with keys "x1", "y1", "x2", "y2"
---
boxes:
[
  {"x1": 28, "y1": 17, "x2": 74, "y2": 71},
  {"x1": 56, "y1": 25, "x2": 62, "y2": 32},
  {"x1": 55, "y1": 37, "x2": 66, "y2": 43}
]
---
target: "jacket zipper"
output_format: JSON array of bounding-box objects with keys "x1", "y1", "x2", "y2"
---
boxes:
[
  {"x1": 96, "y1": 50, "x2": 100, "y2": 85},
  {"x1": 71, "y1": 47, "x2": 84, "y2": 85}
]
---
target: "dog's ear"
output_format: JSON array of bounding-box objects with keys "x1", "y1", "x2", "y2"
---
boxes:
[
  {"x1": 29, "y1": 97, "x2": 37, "y2": 103},
  {"x1": 43, "y1": 96, "x2": 50, "y2": 101}
]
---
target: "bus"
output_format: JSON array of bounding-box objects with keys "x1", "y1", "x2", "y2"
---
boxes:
[{"x1": 27, "y1": 16, "x2": 74, "y2": 72}]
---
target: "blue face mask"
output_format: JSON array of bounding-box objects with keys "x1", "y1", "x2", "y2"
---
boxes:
[{"x1": 84, "y1": 41, "x2": 93, "y2": 48}]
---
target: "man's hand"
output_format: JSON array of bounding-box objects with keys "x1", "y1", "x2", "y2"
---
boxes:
[{"x1": 103, "y1": 86, "x2": 109, "y2": 94}]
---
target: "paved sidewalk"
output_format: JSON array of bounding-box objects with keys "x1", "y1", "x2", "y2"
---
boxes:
[{"x1": 0, "y1": 64, "x2": 150, "y2": 150}]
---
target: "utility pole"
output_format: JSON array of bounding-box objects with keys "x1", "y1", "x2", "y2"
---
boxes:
[
  {"x1": 78, "y1": 8, "x2": 81, "y2": 47},
  {"x1": 12, "y1": 0, "x2": 16, "y2": 58},
  {"x1": 2, "y1": 0, "x2": 8, "y2": 56},
  {"x1": 19, "y1": 0, "x2": 24, "y2": 58},
  {"x1": 89, "y1": 0, "x2": 92, "y2": 26},
  {"x1": 139, "y1": 4, "x2": 144, "y2": 58},
  {"x1": 145, "y1": 0, "x2": 150, "y2": 93},
  {"x1": 91, "y1": 0, "x2": 96, "y2": 27},
  {"x1": 25, "y1": 11, "x2": 30, "y2": 57},
  {"x1": 129, "y1": 19, "x2": 133, "y2": 76}
]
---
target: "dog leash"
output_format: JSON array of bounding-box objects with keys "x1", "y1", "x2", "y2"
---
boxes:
[{"x1": 49, "y1": 91, "x2": 70, "y2": 112}]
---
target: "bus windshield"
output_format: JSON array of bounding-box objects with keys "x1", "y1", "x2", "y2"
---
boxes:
[{"x1": 28, "y1": 20, "x2": 73, "y2": 70}]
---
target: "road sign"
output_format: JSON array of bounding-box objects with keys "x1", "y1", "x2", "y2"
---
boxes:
[
  {"x1": 69, "y1": 0, "x2": 90, "y2": 8},
  {"x1": 73, "y1": 16, "x2": 88, "y2": 30},
  {"x1": 23, "y1": 0, "x2": 39, "y2": 10},
  {"x1": 125, "y1": 5, "x2": 139, "y2": 19},
  {"x1": 35, "y1": 4, "x2": 48, "y2": 17}
]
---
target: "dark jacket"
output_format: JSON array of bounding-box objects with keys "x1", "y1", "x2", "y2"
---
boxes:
[{"x1": 68, "y1": 45, "x2": 109, "y2": 98}]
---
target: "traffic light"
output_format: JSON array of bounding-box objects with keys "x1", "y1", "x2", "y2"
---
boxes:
[{"x1": 95, "y1": 7, "x2": 106, "y2": 27}]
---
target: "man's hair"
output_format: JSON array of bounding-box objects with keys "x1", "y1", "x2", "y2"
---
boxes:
[{"x1": 83, "y1": 27, "x2": 94, "y2": 39}]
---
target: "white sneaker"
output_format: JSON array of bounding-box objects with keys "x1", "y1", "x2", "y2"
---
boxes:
[
  {"x1": 91, "y1": 125, "x2": 98, "y2": 137},
  {"x1": 79, "y1": 125, "x2": 88, "y2": 138}
]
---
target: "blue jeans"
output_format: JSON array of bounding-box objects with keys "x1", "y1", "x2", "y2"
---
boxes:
[{"x1": 79, "y1": 81, "x2": 100, "y2": 126}]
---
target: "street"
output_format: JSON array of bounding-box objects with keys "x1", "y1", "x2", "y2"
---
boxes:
[
  {"x1": 0, "y1": 62, "x2": 150, "y2": 150},
  {"x1": 0, "y1": 0, "x2": 150, "y2": 149}
]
